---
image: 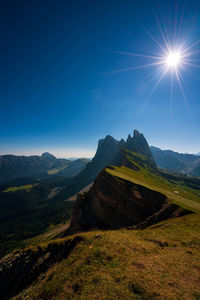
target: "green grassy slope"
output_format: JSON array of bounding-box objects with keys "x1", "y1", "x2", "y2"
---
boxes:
[
  {"x1": 106, "y1": 149, "x2": 200, "y2": 213},
  {"x1": 12, "y1": 214, "x2": 200, "y2": 300}
]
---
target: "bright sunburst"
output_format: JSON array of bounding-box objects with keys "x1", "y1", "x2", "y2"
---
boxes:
[{"x1": 108, "y1": 16, "x2": 200, "y2": 114}]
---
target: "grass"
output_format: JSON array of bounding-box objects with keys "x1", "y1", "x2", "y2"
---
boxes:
[
  {"x1": 13, "y1": 213, "x2": 200, "y2": 300},
  {"x1": 2, "y1": 184, "x2": 38, "y2": 193},
  {"x1": 47, "y1": 166, "x2": 68, "y2": 175},
  {"x1": 106, "y1": 163, "x2": 200, "y2": 213}
]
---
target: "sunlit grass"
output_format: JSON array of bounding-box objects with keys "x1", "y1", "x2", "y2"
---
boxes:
[
  {"x1": 3, "y1": 184, "x2": 38, "y2": 193},
  {"x1": 106, "y1": 165, "x2": 200, "y2": 213},
  {"x1": 14, "y1": 214, "x2": 200, "y2": 300}
]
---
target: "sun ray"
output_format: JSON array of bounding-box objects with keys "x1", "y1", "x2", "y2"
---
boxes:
[
  {"x1": 139, "y1": 68, "x2": 168, "y2": 115},
  {"x1": 138, "y1": 66, "x2": 166, "y2": 95},
  {"x1": 142, "y1": 65, "x2": 165, "y2": 87},
  {"x1": 182, "y1": 39, "x2": 200, "y2": 54},
  {"x1": 142, "y1": 26, "x2": 168, "y2": 54},
  {"x1": 183, "y1": 62, "x2": 200, "y2": 68},
  {"x1": 110, "y1": 50, "x2": 162, "y2": 60},
  {"x1": 103, "y1": 61, "x2": 164, "y2": 74},
  {"x1": 175, "y1": 68, "x2": 193, "y2": 118},
  {"x1": 154, "y1": 13, "x2": 171, "y2": 52}
]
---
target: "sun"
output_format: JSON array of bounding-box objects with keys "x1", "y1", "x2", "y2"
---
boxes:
[
  {"x1": 166, "y1": 51, "x2": 182, "y2": 68},
  {"x1": 108, "y1": 15, "x2": 200, "y2": 115}
]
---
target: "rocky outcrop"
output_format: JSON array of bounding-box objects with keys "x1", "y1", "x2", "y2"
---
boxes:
[
  {"x1": 65, "y1": 169, "x2": 182, "y2": 236},
  {"x1": 136, "y1": 202, "x2": 190, "y2": 229},
  {"x1": 0, "y1": 236, "x2": 83, "y2": 300}
]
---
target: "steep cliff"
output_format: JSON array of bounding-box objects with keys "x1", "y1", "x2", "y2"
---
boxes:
[{"x1": 65, "y1": 168, "x2": 186, "y2": 235}]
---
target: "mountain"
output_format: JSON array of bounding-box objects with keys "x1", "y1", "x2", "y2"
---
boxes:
[
  {"x1": 0, "y1": 153, "x2": 90, "y2": 184},
  {"x1": 0, "y1": 129, "x2": 155, "y2": 257},
  {"x1": 61, "y1": 135, "x2": 200, "y2": 237},
  {"x1": 1, "y1": 131, "x2": 200, "y2": 299},
  {"x1": 64, "y1": 146, "x2": 195, "y2": 236},
  {"x1": 56, "y1": 130, "x2": 156, "y2": 201},
  {"x1": 150, "y1": 146, "x2": 200, "y2": 176}
]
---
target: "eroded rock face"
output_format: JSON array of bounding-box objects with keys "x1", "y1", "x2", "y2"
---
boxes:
[{"x1": 66, "y1": 170, "x2": 168, "y2": 235}]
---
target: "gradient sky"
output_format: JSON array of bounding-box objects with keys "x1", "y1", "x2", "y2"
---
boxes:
[{"x1": 1, "y1": 0, "x2": 200, "y2": 158}]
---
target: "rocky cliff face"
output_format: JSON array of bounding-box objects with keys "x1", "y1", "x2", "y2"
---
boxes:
[{"x1": 65, "y1": 169, "x2": 184, "y2": 235}]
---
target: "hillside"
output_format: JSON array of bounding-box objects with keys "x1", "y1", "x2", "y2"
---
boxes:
[
  {"x1": 151, "y1": 146, "x2": 200, "y2": 176},
  {"x1": 0, "y1": 176, "x2": 76, "y2": 258},
  {"x1": 1, "y1": 215, "x2": 200, "y2": 299}
]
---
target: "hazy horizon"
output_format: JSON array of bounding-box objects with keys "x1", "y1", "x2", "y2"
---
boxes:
[{"x1": 1, "y1": 130, "x2": 199, "y2": 158}]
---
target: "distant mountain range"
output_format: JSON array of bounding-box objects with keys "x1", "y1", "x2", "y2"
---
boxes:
[
  {"x1": 150, "y1": 146, "x2": 200, "y2": 176},
  {"x1": 1, "y1": 138, "x2": 200, "y2": 187},
  {"x1": 0, "y1": 152, "x2": 90, "y2": 184}
]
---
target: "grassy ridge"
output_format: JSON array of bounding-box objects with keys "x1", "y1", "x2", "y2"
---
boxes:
[
  {"x1": 13, "y1": 214, "x2": 200, "y2": 300},
  {"x1": 106, "y1": 149, "x2": 200, "y2": 213}
]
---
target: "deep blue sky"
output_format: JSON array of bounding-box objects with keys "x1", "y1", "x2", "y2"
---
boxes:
[{"x1": 1, "y1": 0, "x2": 200, "y2": 157}]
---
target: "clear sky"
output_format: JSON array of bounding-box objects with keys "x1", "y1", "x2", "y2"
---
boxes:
[{"x1": 1, "y1": 0, "x2": 200, "y2": 158}]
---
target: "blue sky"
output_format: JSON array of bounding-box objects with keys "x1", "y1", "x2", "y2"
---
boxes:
[{"x1": 1, "y1": 0, "x2": 200, "y2": 157}]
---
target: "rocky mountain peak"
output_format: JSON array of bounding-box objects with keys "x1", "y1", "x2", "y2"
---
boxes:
[
  {"x1": 126, "y1": 134, "x2": 132, "y2": 141},
  {"x1": 124, "y1": 130, "x2": 154, "y2": 162},
  {"x1": 93, "y1": 135, "x2": 120, "y2": 167},
  {"x1": 133, "y1": 129, "x2": 141, "y2": 137}
]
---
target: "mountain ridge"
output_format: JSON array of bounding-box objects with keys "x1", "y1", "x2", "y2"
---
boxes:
[
  {"x1": 150, "y1": 146, "x2": 200, "y2": 176},
  {"x1": 0, "y1": 153, "x2": 90, "y2": 184}
]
